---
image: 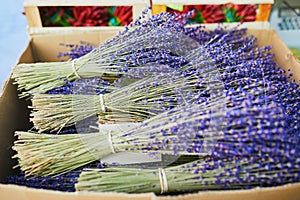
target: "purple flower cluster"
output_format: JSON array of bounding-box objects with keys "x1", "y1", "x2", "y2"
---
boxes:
[
  {"x1": 117, "y1": 84, "x2": 297, "y2": 159},
  {"x1": 173, "y1": 154, "x2": 300, "y2": 191},
  {"x1": 3, "y1": 161, "x2": 105, "y2": 192},
  {"x1": 57, "y1": 41, "x2": 95, "y2": 61}
]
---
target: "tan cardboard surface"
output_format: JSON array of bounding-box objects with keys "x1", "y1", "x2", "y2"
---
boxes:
[
  {"x1": 0, "y1": 28, "x2": 299, "y2": 199},
  {"x1": 0, "y1": 184, "x2": 155, "y2": 200},
  {"x1": 1, "y1": 183, "x2": 300, "y2": 200}
]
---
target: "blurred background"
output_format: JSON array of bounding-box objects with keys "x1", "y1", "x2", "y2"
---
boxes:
[
  {"x1": 0, "y1": 0, "x2": 299, "y2": 94},
  {"x1": 0, "y1": 1, "x2": 28, "y2": 94}
]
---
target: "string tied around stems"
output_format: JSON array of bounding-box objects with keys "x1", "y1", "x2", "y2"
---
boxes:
[
  {"x1": 158, "y1": 168, "x2": 168, "y2": 194},
  {"x1": 99, "y1": 94, "x2": 107, "y2": 112},
  {"x1": 107, "y1": 130, "x2": 116, "y2": 154},
  {"x1": 71, "y1": 59, "x2": 81, "y2": 79}
]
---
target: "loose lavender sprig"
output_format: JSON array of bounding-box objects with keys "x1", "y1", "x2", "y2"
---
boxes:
[
  {"x1": 76, "y1": 154, "x2": 300, "y2": 193},
  {"x1": 57, "y1": 41, "x2": 95, "y2": 61}
]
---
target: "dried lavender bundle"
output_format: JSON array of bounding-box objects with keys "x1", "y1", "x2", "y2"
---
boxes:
[
  {"x1": 76, "y1": 154, "x2": 300, "y2": 193},
  {"x1": 29, "y1": 42, "x2": 221, "y2": 133},
  {"x1": 29, "y1": 71, "x2": 206, "y2": 132},
  {"x1": 13, "y1": 79, "x2": 295, "y2": 176},
  {"x1": 12, "y1": 9, "x2": 198, "y2": 98}
]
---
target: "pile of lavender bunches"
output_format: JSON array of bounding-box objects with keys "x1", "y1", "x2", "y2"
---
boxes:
[
  {"x1": 73, "y1": 31, "x2": 300, "y2": 191},
  {"x1": 12, "y1": 9, "x2": 204, "y2": 98},
  {"x1": 74, "y1": 85, "x2": 299, "y2": 193}
]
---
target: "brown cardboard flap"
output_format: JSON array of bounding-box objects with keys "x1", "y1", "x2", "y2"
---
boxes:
[
  {"x1": 0, "y1": 78, "x2": 31, "y2": 181},
  {"x1": 157, "y1": 183, "x2": 300, "y2": 200},
  {"x1": 1, "y1": 182, "x2": 300, "y2": 200},
  {"x1": 30, "y1": 30, "x2": 119, "y2": 62}
]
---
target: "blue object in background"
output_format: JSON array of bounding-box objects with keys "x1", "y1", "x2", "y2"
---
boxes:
[{"x1": 0, "y1": 1, "x2": 29, "y2": 95}]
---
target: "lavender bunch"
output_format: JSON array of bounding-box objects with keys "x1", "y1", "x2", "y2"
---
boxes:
[
  {"x1": 29, "y1": 43, "x2": 219, "y2": 133},
  {"x1": 13, "y1": 79, "x2": 294, "y2": 176},
  {"x1": 76, "y1": 154, "x2": 300, "y2": 193},
  {"x1": 12, "y1": 9, "x2": 197, "y2": 98},
  {"x1": 29, "y1": 72, "x2": 201, "y2": 132}
]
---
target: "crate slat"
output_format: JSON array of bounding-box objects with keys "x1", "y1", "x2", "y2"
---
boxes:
[
  {"x1": 24, "y1": 0, "x2": 150, "y2": 29},
  {"x1": 24, "y1": 6, "x2": 42, "y2": 27},
  {"x1": 151, "y1": 0, "x2": 274, "y2": 5},
  {"x1": 24, "y1": 0, "x2": 150, "y2": 6},
  {"x1": 256, "y1": 4, "x2": 273, "y2": 21}
]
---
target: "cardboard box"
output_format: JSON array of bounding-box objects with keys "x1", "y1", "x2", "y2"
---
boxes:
[
  {"x1": 1, "y1": 0, "x2": 300, "y2": 199},
  {"x1": 0, "y1": 27, "x2": 300, "y2": 200}
]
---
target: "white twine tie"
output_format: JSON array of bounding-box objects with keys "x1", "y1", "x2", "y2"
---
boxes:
[
  {"x1": 158, "y1": 168, "x2": 168, "y2": 194},
  {"x1": 107, "y1": 130, "x2": 115, "y2": 154},
  {"x1": 72, "y1": 59, "x2": 81, "y2": 79},
  {"x1": 99, "y1": 94, "x2": 106, "y2": 112}
]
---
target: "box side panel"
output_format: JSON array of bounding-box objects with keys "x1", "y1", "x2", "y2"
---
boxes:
[
  {"x1": 157, "y1": 183, "x2": 300, "y2": 200},
  {"x1": 0, "y1": 41, "x2": 35, "y2": 181},
  {"x1": 0, "y1": 184, "x2": 155, "y2": 200},
  {"x1": 0, "y1": 78, "x2": 32, "y2": 181},
  {"x1": 17, "y1": 39, "x2": 35, "y2": 63},
  {"x1": 31, "y1": 30, "x2": 118, "y2": 62}
]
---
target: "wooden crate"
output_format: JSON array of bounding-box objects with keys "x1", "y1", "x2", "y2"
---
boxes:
[
  {"x1": 152, "y1": 0, "x2": 273, "y2": 22},
  {"x1": 23, "y1": 0, "x2": 150, "y2": 34}
]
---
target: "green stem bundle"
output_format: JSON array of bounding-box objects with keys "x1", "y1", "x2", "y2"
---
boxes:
[
  {"x1": 30, "y1": 71, "x2": 206, "y2": 133},
  {"x1": 12, "y1": 27, "x2": 197, "y2": 98},
  {"x1": 12, "y1": 131, "x2": 112, "y2": 176},
  {"x1": 75, "y1": 156, "x2": 299, "y2": 194}
]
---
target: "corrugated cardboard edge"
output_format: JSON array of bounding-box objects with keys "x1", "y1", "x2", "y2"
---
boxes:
[
  {"x1": 157, "y1": 183, "x2": 300, "y2": 200},
  {"x1": 0, "y1": 184, "x2": 155, "y2": 200},
  {"x1": 1, "y1": 182, "x2": 300, "y2": 200}
]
